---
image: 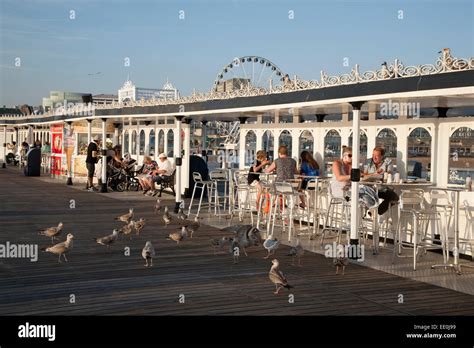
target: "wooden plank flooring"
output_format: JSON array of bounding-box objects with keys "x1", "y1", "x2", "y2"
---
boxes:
[{"x1": 1, "y1": 168, "x2": 474, "y2": 316}]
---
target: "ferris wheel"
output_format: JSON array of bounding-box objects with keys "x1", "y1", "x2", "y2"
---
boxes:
[{"x1": 213, "y1": 56, "x2": 286, "y2": 91}]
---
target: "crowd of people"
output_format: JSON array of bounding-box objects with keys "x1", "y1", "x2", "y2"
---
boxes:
[
  {"x1": 5, "y1": 139, "x2": 51, "y2": 166},
  {"x1": 246, "y1": 145, "x2": 399, "y2": 216}
]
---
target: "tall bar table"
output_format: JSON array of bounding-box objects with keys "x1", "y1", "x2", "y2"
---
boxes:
[{"x1": 430, "y1": 187, "x2": 471, "y2": 275}]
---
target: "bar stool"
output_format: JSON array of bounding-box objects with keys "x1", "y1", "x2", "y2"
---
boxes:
[
  {"x1": 231, "y1": 172, "x2": 256, "y2": 224},
  {"x1": 210, "y1": 169, "x2": 229, "y2": 216},
  {"x1": 320, "y1": 185, "x2": 350, "y2": 246},
  {"x1": 187, "y1": 172, "x2": 216, "y2": 217},
  {"x1": 392, "y1": 189, "x2": 447, "y2": 271},
  {"x1": 269, "y1": 181, "x2": 307, "y2": 242}
]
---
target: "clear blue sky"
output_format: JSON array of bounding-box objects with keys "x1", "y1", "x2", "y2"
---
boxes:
[{"x1": 1, "y1": 0, "x2": 473, "y2": 106}]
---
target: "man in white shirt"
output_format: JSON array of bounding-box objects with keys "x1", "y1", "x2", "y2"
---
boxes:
[{"x1": 145, "y1": 153, "x2": 174, "y2": 196}]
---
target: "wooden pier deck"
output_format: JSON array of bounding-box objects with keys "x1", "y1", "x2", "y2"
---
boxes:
[{"x1": 1, "y1": 168, "x2": 474, "y2": 316}]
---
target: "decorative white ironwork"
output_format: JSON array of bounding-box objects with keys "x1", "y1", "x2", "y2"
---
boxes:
[{"x1": 1, "y1": 49, "x2": 472, "y2": 121}]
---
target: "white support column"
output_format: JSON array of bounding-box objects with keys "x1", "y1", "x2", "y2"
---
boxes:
[
  {"x1": 239, "y1": 129, "x2": 247, "y2": 169},
  {"x1": 183, "y1": 120, "x2": 191, "y2": 195},
  {"x1": 430, "y1": 124, "x2": 437, "y2": 184},
  {"x1": 144, "y1": 127, "x2": 150, "y2": 156},
  {"x1": 341, "y1": 128, "x2": 351, "y2": 149},
  {"x1": 87, "y1": 119, "x2": 92, "y2": 144},
  {"x1": 274, "y1": 110, "x2": 280, "y2": 124},
  {"x1": 114, "y1": 124, "x2": 119, "y2": 146},
  {"x1": 2, "y1": 126, "x2": 6, "y2": 168},
  {"x1": 201, "y1": 121, "x2": 207, "y2": 155},
  {"x1": 154, "y1": 118, "x2": 158, "y2": 160},
  {"x1": 273, "y1": 130, "x2": 280, "y2": 161},
  {"x1": 164, "y1": 129, "x2": 169, "y2": 156},
  {"x1": 349, "y1": 102, "x2": 364, "y2": 258},
  {"x1": 291, "y1": 129, "x2": 299, "y2": 161},
  {"x1": 396, "y1": 126, "x2": 407, "y2": 178},
  {"x1": 174, "y1": 116, "x2": 183, "y2": 212},
  {"x1": 136, "y1": 122, "x2": 140, "y2": 161},
  {"x1": 100, "y1": 119, "x2": 107, "y2": 193},
  {"x1": 256, "y1": 129, "x2": 263, "y2": 153},
  {"x1": 367, "y1": 127, "x2": 377, "y2": 158},
  {"x1": 27, "y1": 125, "x2": 33, "y2": 144}
]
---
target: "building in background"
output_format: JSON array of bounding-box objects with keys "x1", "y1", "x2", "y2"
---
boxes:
[
  {"x1": 42, "y1": 91, "x2": 92, "y2": 112},
  {"x1": 92, "y1": 94, "x2": 118, "y2": 105},
  {"x1": 216, "y1": 78, "x2": 251, "y2": 92},
  {"x1": 118, "y1": 79, "x2": 180, "y2": 103}
]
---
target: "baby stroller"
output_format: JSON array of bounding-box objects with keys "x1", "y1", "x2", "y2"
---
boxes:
[
  {"x1": 6, "y1": 152, "x2": 20, "y2": 166},
  {"x1": 107, "y1": 162, "x2": 128, "y2": 192},
  {"x1": 122, "y1": 155, "x2": 142, "y2": 191}
]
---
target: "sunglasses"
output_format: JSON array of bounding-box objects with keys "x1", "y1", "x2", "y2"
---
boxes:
[{"x1": 344, "y1": 153, "x2": 352, "y2": 158}]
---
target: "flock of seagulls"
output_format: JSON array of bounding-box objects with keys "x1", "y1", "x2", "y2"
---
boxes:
[{"x1": 37, "y1": 195, "x2": 349, "y2": 294}]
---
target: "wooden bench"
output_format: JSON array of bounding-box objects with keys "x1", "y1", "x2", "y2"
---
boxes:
[{"x1": 155, "y1": 169, "x2": 176, "y2": 197}]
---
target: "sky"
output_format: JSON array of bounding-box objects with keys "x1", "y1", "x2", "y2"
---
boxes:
[{"x1": 0, "y1": 0, "x2": 473, "y2": 106}]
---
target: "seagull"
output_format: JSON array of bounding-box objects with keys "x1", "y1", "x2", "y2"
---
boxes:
[
  {"x1": 41, "y1": 233, "x2": 74, "y2": 263},
  {"x1": 154, "y1": 198, "x2": 161, "y2": 213},
  {"x1": 334, "y1": 257, "x2": 349, "y2": 275},
  {"x1": 168, "y1": 226, "x2": 187, "y2": 245},
  {"x1": 177, "y1": 208, "x2": 188, "y2": 220},
  {"x1": 119, "y1": 221, "x2": 135, "y2": 240},
  {"x1": 142, "y1": 241, "x2": 156, "y2": 267},
  {"x1": 222, "y1": 225, "x2": 262, "y2": 257},
  {"x1": 94, "y1": 229, "x2": 119, "y2": 250},
  {"x1": 116, "y1": 208, "x2": 134, "y2": 223},
  {"x1": 287, "y1": 237, "x2": 304, "y2": 266},
  {"x1": 133, "y1": 218, "x2": 146, "y2": 235},
  {"x1": 163, "y1": 206, "x2": 172, "y2": 225},
  {"x1": 210, "y1": 236, "x2": 232, "y2": 255},
  {"x1": 268, "y1": 259, "x2": 293, "y2": 295},
  {"x1": 186, "y1": 216, "x2": 201, "y2": 238},
  {"x1": 263, "y1": 235, "x2": 279, "y2": 259},
  {"x1": 38, "y1": 222, "x2": 64, "y2": 243}
]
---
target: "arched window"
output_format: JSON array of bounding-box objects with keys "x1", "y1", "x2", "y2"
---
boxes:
[
  {"x1": 449, "y1": 127, "x2": 473, "y2": 185},
  {"x1": 299, "y1": 130, "x2": 313, "y2": 155},
  {"x1": 376, "y1": 128, "x2": 397, "y2": 162},
  {"x1": 158, "y1": 130, "x2": 164, "y2": 154},
  {"x1": 279, "y1": 130, "x2": 292, "y2": 157},
  {"x1": 263, "y1": 130, "x2": 274, "y2": 160},
  {"x1": 407, "y1": 127, "x2": 431, "y2": 180},
  {"x1": 245, "y1": 131, "x2": 257, "y2": 166},
  {"x1": 124, "y1": 131, "x2": 129, "y2": 155},
  {"x1": 149, "y1": 130, "x2": 155, "y2": 156},
  {"x1": 139, "y1": 130, "x2": 145, "y2": 155},
  {"x1": 324, "y1": 129, "x2": 341, "y2": 174},
  {"x1": 349, "y1": 130, "x2": 368, "y2": 166},
  {"x1": 131, "y1": 130, "x2": 137, "y2": 155},
  {"x1": 167, "y1": 130, "x2": 174, "y2": 157}
]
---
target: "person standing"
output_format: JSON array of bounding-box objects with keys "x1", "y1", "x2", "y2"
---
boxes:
[{"x1": 85, "y1": 135, "x2": 101, "y2": 191}]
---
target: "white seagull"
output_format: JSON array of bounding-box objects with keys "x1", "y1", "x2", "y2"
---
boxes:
[
  {"x1": 287, "y1": 237, "x2": 304, "y2": 266},
  {"x1": 263, "y1": 235, "x2": 279, "y2": 259},
  {"x1": 163, "y1": 206, "x2": 172, "y2": 225},
  {"x1": 142, "y1": 241, "x2": 156, "y2": 267},
  {"x1": 154, "y1": 198, "x2": 161, "y2": 213}
]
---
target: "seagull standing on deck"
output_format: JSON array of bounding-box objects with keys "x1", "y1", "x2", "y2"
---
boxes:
[
  {"x1": 133, "y1": 218, "x2": 146, "y2": 235},
  {"x1": 263, "y1": 235, "x2": 279, "y2": 259},
  {"x1": 287, "y1": 237, "x2": 304, "y2": 266},
  {"x1": 154, "y1": 198, "x2": 161, "y2": 213},
  {"x1": 94, "y1": 229, "x2": 119, "y2": 250},
  {"x1": 186, "y1": 216, "x2": 201, "y2": 238},
  {"x1": 116, "y1": 208, "x2": 134, "y2": 223},
  {"x1": 142, "y1": 241, "x2": 156, "y2": 267},
  {"x1": 38, "y1": 222, "x2": 64, "y2": 243},
  {"x1": 268, "y1": 259, "x2": 293, "y2": 295},
  {"x1": 41, "y1": 233, "x2": 74, "y2": 263},
  {"x1": 334, "y1": 257, "x2": 349, "y2": 275},
  {"x1": 168, "y1": 226, "x2": 187, "y2": 245},
  {"x1": 163, "y1": 206, "x2": 172, "y2": 225},
  {"x1": 119, "y1": 221, "x2": 135, "y2": 240}
]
